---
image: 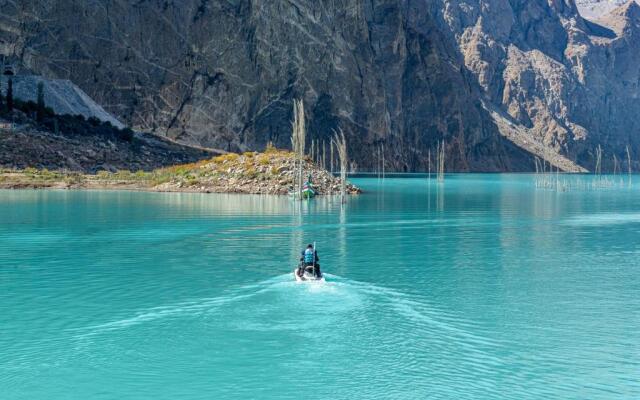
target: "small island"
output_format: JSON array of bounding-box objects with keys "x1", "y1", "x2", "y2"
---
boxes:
[{"x1": 0, "y1": 146, "x2": 361, "y2": 195}]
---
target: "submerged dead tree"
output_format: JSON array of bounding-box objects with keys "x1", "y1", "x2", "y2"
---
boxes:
[
  {"x1": 322, "y1": 140, "x2": 327, "y2": 170},
  {"x1": 381, "y1": 143, "x2": 385, "y2": 180},
  {"x1": 291, "y1": 99, "x2": 307, "y2": 198},
  {"x1": 332, "y1": 129, "x2": 348, "y2": 204},
  {"x1": 595, "y1": 144, "x2": 602, "y2": 177},
  {"x1": 428, "y1": 148, "x2": 431, "y2": 180},
  {"x1": 330, "y1": 141, "x2": 335, "y2": 174},
  {"x1": 377, "y1": 145, "x2": 381, "y2": 180},
  {"x1": 437, "y1": 140, "x2": 445, "y2": 182},
  {"x1": 627, "y1": 145, "x2": 632, "y2": 187}
]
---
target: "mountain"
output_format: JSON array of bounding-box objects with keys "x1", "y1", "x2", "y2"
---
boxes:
[
  {"x1": 576, "y1": 0, "x2": 638, "y2": 18},
  {"x1": 1, "y1": 1, "x2": 639, "y2": 172}
]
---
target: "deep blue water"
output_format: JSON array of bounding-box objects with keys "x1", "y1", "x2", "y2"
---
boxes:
[{"x1": 1, "y1": 175, "x2": 639, "y2": 399}]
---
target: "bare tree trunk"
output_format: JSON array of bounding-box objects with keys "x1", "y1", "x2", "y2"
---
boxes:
[
  {"x1": 627, "y1": 145, "x2": 632, "y2": 187},
  {"x1": 441, "y1": 141, "x2": 445, "y2": 180},
  {"x1": 437, "y1": 141, "x2": 445, "y2": 182},
  {"x1": 377, "y1": 145, "x2": 380, "y2": 180},
  {"x1": 322, "y1": 140, "x2": 326, "y2": 170},
  {"x1": 310, "y1": 140, "x2": 314, "y2": 162},
  {"x1": 330, "y1": 141, "x2": 334, "y2": 174},
  {"x1": 382, "y1": 143, "x2": 385, "y2": 180},
  {"x1": 595, "y1": 144, "x2": 602, "y2": 177},
  {"x1": 332, "y1": 129, "x2": 348, "y2": 204},
  {"x1": 291, "y1": 99, "x2": 306, "y2": 199}
]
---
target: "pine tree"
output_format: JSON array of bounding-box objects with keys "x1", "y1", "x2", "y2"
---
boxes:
[
  {"x1": 36, "y1": 81, "x2": 45, "y2": 122},
  {"x1": 6, "y1": 77, "x2": 13, "y2": 112}
]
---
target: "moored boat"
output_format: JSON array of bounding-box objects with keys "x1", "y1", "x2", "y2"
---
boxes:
[{"x1": 289, "y1": 175, "x2": 316, "y2": 199}]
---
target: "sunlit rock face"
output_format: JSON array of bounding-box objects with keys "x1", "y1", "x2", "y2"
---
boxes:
[
  {"x1": 0, "y1": 75, "x2": 124, "y2": 128},
  {"x1": 2, "y1": 0, "x2": 640, "y2": 171},
  {"x1": 576, "y1": 0, "x2": 638, "y2": 19}
]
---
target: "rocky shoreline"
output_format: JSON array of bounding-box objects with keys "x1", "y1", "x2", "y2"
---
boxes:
[
  {"x1": 0, "y1": 149, "x2": 360, "y2": 195},
  {"x1": 0, "y1": 116, "x2": 217, "y2": 173}
]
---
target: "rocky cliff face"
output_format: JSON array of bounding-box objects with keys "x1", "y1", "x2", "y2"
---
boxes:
[
  {"x1": 445, "y1": 0, "x2": 640, "y2": 171},
  {"x1": 1, "y1": 0, "x2": 639, "y2": 172},
  {"x1": 576, "y1": 0, "x2": 638, "y2": 18}
]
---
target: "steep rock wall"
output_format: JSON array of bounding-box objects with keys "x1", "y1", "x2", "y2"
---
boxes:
[{"x1": 1, "y1": 0, "x2": 639, "y2": 171}]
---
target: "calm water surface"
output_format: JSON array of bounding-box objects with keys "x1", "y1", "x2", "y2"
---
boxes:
[{"x1": 1, "y1": 175, "x2": 639, "y2": 399}]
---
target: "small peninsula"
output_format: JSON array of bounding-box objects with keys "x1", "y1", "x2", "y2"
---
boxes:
[{"x1": 0, "y1": 147, "x2": 360, "y2": 195}]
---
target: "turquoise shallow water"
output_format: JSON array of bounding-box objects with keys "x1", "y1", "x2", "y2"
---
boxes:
[{"x1": 1, "y1": 175, "x2": 639, "y2": 399}]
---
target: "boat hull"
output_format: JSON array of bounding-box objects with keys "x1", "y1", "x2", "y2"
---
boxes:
[{"x1": 293, "y1": 268, "x2": 324, "y2": 282}]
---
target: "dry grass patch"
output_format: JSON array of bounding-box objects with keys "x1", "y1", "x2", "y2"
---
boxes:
[{"x1": 213, "y1": 153, "x2": 240, "y2": 164}]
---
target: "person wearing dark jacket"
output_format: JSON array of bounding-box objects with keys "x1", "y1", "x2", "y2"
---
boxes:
[{"x1": 298, "y1": 244, "x2": 321, "y2": 277}]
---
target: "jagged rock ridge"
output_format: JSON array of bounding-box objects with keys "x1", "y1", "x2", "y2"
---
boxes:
[{"x1": 1, "y1": 1, "x2": 639, "y2": 172}]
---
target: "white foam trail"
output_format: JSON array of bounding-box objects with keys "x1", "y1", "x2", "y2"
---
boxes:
[
  {"x1": 337, "y1": 276, "x2": 503, "y2": 351},
  {"x1": 71, "y1": 274, "x2": 292, "y2": 338},
  {"x1": 71, "y1": 273, "x2": 358, "y2": 338},
  {"x1": 72, "y1": 272, "x2": 497, "y2": 362}
]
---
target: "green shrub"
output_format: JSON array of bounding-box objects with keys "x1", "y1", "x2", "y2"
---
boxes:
[
  {"x1": 63, "y1": 172, "x2": 84, "y2": 185},
  {"x1": 245, "y1": 167, "x2": 258, "y2": 179},
  {"x1": 257, "y1": 154, "x2": 271, "y2": 165},
  {"x1": 185, "y1": 175, "x2": 200, "y2": 186},
  {"x1": 150, "y1": 173, "x2": 171, "y2": 186},
  {"x1": 114, "y1": 170, "x2": 134, "y2": 180}
]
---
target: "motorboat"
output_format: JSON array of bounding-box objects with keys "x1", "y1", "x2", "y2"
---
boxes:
[{"x1": 293, "y1": 264, "x2": 324, "y2": 282}]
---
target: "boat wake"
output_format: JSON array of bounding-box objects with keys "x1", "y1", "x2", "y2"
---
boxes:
[
  {"x1": 68, "y1": 270, "x2": 507, "y2": 396},
  {"x1": 72, "y1": 272, "x2": 495, "y2": 353},
  {"x1": 70, "y1": 274, "x2": 292, "y2": 339}
]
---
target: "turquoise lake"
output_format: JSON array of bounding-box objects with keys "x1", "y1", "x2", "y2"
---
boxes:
[{"x1": 1, "y1": 175, "x2": 639, "y2": 399}]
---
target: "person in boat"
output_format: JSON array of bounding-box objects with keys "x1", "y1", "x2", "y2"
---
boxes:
[
  {"x1": 302, "y1": 175, "x2": 315, "y2": 199},
  {"x1": 298, "y1": 243, "x2": 321, "y2": 277}
]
